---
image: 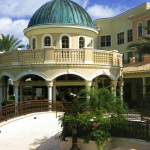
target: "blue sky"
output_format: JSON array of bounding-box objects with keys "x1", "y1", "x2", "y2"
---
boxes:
[{"x1": 0, "y1": 0, "x2": 149, "y2": 45}]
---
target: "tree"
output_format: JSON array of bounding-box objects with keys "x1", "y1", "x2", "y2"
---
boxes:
[
  {"x1": 126, "y1": 26, "x2": 150, "y2": 55},
  {"x1": 0, "y1": 34, "x2": 25, "y2": 52}
]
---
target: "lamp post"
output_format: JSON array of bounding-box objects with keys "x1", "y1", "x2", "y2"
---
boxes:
[{"x1": 70, "y1": 124, "x2": 80, "y2": 150}]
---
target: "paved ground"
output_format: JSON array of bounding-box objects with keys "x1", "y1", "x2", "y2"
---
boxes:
[{"x1": 0, "y1": 111, "x2": 63, "y2": 150}]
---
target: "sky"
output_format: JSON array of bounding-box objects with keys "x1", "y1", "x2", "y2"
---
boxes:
[{"x1": 0, "y1": 0, "x2": 149, "y2": 46}]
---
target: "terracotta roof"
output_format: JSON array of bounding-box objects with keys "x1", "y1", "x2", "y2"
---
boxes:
[{"x1": 123, "y1": 63, "x2": 150, "y2": 74}]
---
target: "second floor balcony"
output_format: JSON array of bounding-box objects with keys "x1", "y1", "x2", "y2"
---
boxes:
[{"x1": 0, "y1": 48, "x2": 122, "y2": 68}]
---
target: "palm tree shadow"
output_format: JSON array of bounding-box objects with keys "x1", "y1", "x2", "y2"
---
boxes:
[{"x1": 30, "y1": 132, "x2": 61, "y2": 150}]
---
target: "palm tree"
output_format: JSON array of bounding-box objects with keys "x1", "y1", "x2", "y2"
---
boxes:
[
  {"x1": 0, "y1": 34, "x2": 25, "y2": 52},
  {"x1": 126, "y1": 26, "x2": 150, "y2": 55}
]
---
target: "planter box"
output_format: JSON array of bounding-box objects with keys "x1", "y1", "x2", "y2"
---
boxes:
[{"x1": 61, "y1": 137, "x2": 150, "y2": 150}]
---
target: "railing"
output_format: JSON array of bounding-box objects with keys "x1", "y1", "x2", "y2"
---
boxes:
[
  {"x1": 93, "y1": 50, "x2": 113, "y2": 65},
  {"x1": 0, "y1": 48, "x2": 122, "y2": 67},
  {"x1": 0, "y1": 52, "x2": 12, "y2": 66},
  {"x1": 54, "y1": 49, "x2": 84, "y2": 63},
  {"x1": 18, "y1": 49, "x2": 45, "y2": 64},
  {"x1": 0, "y1": 100, "x2": 65, "y2": 123}
]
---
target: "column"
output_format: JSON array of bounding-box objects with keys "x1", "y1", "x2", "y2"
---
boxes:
[
  {"x1": 142, "y1": 77, "x2": 146, "y2": 97},
  {"x1": 119, "y1": 81, "x2": 124, "y2": 103},
  {"x1": 20, "y1": 86, "x2": 23, "y2": 103},
  {"x1": 111, "y1": 80, "x2": 117, "y2": 98},
  {"x1": 14, "y1": 81, "x2": 19, "y2": 103},
  {"x1": 47, "y1": 81, "x2": 53, "y2": 101},
  {"x1": 0, "y1": 82, "x2": 4, "y2": 107},
  {"x1": 85, "y1": 80, "x2": 92, "y2": 89}
]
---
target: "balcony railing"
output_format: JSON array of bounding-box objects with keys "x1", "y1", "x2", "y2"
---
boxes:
[{"x1": 0, "y1": 48, "x2": 122, "y2": 67}]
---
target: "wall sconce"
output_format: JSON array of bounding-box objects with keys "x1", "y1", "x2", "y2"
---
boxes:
[{"x1": 54, "y1": 40, "x2": 57, "y2": 46}]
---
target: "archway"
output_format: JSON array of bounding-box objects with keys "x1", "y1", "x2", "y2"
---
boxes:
[{"x1": 54, "y1": 74, "x2": 85, "y2": 102}]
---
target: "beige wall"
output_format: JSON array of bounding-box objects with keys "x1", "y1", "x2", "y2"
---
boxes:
[{"x1": 94, "y1": 2, "x2": 150, "y2": 61}]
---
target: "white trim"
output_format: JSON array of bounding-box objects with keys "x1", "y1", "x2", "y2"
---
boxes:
[
  {"x1": 44, "y1": 60, "x2": 55, "y2": 64},
  {"x1": 14, "y1": 71, "x2": 48, "y2": 81},
  {"x1": 137, "y1": 22, "x2": 143, "y2": 39},
  {"x1": 0, "y1": 72, "x2": 14, "y2": 81},
  {"x1": 50, "y1": 70, "x2": 89, "y2": 81},
  {"x1": 59, "y1": 34, "x2": 71, "y2": 49},
  {"x1": 84, "y1": 61, "x2": 94, "y2": 64},
  {"x1": 24, "y1": 24, "x2": 98, "y2": 35},
  {"x1": 146, "y1": 18, "x2": 150, "y2": 36},
  {"x1": 31, "y1": 36, "x2": 37, "y2": 49},
  {"x1": 90, "y1": 70, "x2": 116, "y2": 81},
  {"x1": 78, "y1": 35, "x2": 86, "y2": 49},
  {"x1": 42, "y1": 34, "x2": 53, "y2": 48}
]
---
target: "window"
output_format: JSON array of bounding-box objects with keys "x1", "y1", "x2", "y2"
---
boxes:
[
  {"x1": 127, "y1": 51, "x2": 133, "y2": 63},
  {"x1": 44, "y1": 36, "x2": 51, "y2": 46},
  {"x1": 32, "y1": 38, "x2": 36, "y2": 49},
  {"x1": 127, "y1": 29, "x2": 133, "y2": 42},
  {"x1": 147, "y1": 19, "x2": 150, "y2": 35},
  {"x1": 62, "y1": 36, "x2": 69, "y2": 48},
  {"x1": 138, "y1": 23, "x2": 143, "y2": 38},
  {"x1": 79, "y1": 37, "x2": 85, "y2": 48},
  {"x1": 117, "y1": 32, "x2": 124, "y2": 45},
  {"x1": 100, "y1": 35, "x2": 111, "y2": 47}
]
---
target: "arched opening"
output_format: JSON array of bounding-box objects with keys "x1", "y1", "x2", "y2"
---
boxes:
[
  {"x1": 44, "y1": 36, "x2": 51, "y2": 46},
  {"x1": 62, "y1": 36, "x2": 69, "y2": 48},
  {"x1": 92, "y1": 75, "x2": 112, "y2": 89},
  {"x1": 0, "y1": 76, "x2": 14, "y2": 106},
  {"x1": 55, "y1": 74, "x2": 85, "y2": 102},
  {"x1": 19, "y1": 74, "x2": 47, "y2": 101},
  {"x1": 79, "y1": 37, "x2": 85, "y2": 48},
  {"x1": 32, "y1": 38, "x2": 36, "y2": 49}
]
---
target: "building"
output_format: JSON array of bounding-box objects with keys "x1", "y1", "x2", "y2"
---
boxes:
[
  {"x1": 94, "y1": 2, "x2": 150, "y2": 107},
  {"x1": 0, "y1": 0, "x2": 123, "y2": 106}
]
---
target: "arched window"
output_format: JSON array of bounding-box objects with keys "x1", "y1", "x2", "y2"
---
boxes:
[
  {"x1": 32, "y1": 38, "x2": 36, "y2": 49},
  {"x1": 138, "y1": 22, "x2": 143, "y2": 38},
  {"x1": 62, "y1": 36, "x2": 69, "y2": 48},
  {"x1": 79, "y1": 37, "x2": 85, "y2": 48},
  {"x1": 44, "y1": 36, "x2": 51, "y2": 46}
]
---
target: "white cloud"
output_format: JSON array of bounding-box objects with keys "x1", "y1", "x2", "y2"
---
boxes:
[
  {"x1": 0, "y1": 18, "x2": 29, "y2": 45},
  {"x1": 0, "y1": 0, "x2": 89, "y2": 18},
  {"x1": 87, "y1": 4, "x2": 128, "y2": 20}
]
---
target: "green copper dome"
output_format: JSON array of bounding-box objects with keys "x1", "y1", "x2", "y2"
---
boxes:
[{"x1": 28, "y1": 0, "x2": 95, "y2": 28}]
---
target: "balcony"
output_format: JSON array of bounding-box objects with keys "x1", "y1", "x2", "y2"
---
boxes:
[{"x1": 0, "y1": 48, "x2": 122, "y2": 67}]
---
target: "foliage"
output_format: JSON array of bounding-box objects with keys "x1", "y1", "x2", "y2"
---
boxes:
[
  {"x1": 126, "y1": 26, "x2": 150, "y2": 55},
  {"x1": 59, "y1": 113, "x2": 127, "y2": 149},
  {"x1": 78, "y1": 87, "x2": 127, "y2": 115},
  {"x1": 0, "y1": 34, "x2": 25, "y2": 52},
  {"x1": 141, "y1": 92, "x2": 150, "y2": 111}
]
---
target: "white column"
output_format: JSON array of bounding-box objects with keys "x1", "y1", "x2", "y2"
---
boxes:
[
  {"x1": 14, "y1": 81, "x2": 19, "y2": 103},
  {"x1": 20, "y1": 86, "x2": 23, "y2": 102},
  {"x1": 0, "y1": 82, "x2": 4, "y2": 107},
  {"x1": 142, "y1": 77, "x2": 146, "y2": 97},
  {"x1": 47, "y1": 81, "x2": 53, "y2": 101},
  {"x1": 85, "y1": 80, "x2": 92, "y2": 89},
  {"x1": 111, "y1": 81, "x2": 117, "y2": 98}
]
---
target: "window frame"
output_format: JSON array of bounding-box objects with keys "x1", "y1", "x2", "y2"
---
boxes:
[
  {"x1": 137, "y1": 22, "x2": 143, "y2": 39},
  {"x1": 60, "y1": 34, "x2": 71, "y2": 49},
  {"x1": 79, "y1": 37, "x2": 85, "y2": 49},
  {"x1": 127, "y1": 29, "x2": 133, "y2": 43},
  {"x1": 117, "y1": 32, "x2": 124, "y2": 45},
  {"x1": 42, "y1": 34, "x2": 53, "y2": 48},
  {"x1": 31, "y1": 36, "x2": 37, "y2": 49},
  {"x1": 146, "y1": 18, "x2": 150, "y2": 36},
  {"x1": 100, "y1": 35, "x2": 111, "y2": 47}
]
